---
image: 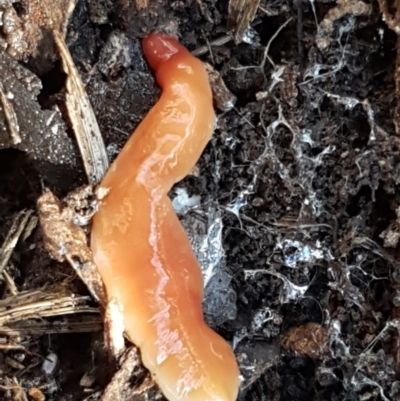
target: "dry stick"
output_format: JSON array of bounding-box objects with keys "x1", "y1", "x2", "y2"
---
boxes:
[
  {"x1": 0, "y1": 211, "x2": 34, "y2": 296},
  {"x1": 53, "y1": 30, "x2": 109, "y2": 185},
  {"x1": 0, "y1": 289, "x2": 101, "y2": 336},
  {"x1": 2, "y1": 270, "x2": 18, "y2": 296},
  {"x1": 192, "y1": 34, "x2": 232, "y2": 56},
  {"x1": 230, "y1": 16, "x2": 293, "y2": 74},
  {"x1": 191, "y1": 17, "x2": 265, "y2": 57},
  {"x1": 0, "y1": 291, "x2": 98, "y2": 325},
  {"x1": 258, "y1": 5, "x2": 278, "y2": 16},
  {"x1": 194, "y1": 0, "x2": 275, "y2": 55},
  {"x1": 0, "y1": 318, "x2": 102, "y2": 336},
  {"x1": 260, "y1": 17, "x2": 293, "y2": 70},
  {"x1": 0, "y1": 210, "x2": 33, "y2": 278},
  {"x1": 0, "y1": 82, "x2": 21, "y2": 145},
  {"x1": 51, "y1": 31, "x2": 109, "y2": 306}
]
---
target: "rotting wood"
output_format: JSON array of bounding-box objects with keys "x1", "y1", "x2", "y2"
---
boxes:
[
  {"x1": 54, "y1": 30, "x2": 109, "y2": 185},
  {"x1": 228, "y1": 0, "x2": 261, "y2": 44}
]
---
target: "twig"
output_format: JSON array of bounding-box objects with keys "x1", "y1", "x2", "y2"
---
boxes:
[
  {"x1": 192, "y1": 34, "x2": 232, "y2": 57},
  {"x1": 2, "y1": 270, "x2": 18, "y2": 296},
  {"x1": 260, "y1": 17, "x2": 293, "y2": 70},
  {"x1": 0, "y1": 82, "x2": 20, "y2": 144},
  {"x1": 0, "y1": 210, "x2": 33, "y2": 277}
]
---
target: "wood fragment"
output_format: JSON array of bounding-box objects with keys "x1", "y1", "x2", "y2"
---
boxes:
[
  {"x1": 192, "y1": 14, "x2": 266, "y2": 56},
  {"x1": 192, "y1": 34, "x2": 232, "y2": 57},
  {"x1": 0, "y1": 81, "x2": 20, "y2": 144},
  {"x1": 0, "y1": 210, "x2": 33, "y2": 277},
  {"x1": 27, "y1": 387, "x2": 45, "y2": 401},
  {"x1": 3, "y1": 269, "x2": 19, "y2": 296},
  {"x1": 53, "y1": 30, "x2": 109, "y2": 185},
  {"x1": 80, "y1": 372, "x2": 96, "y2": 388},
  {"x1": 37, "y1": 189, "x2": 106, "y2": 305},
  {"x1": 101, "y1": 348, "x2": 162, "y2": 401},
  {"x1": 21, "y1": 215, "x2": 38, "y2": 242},
  {"x1": 204, "y1": 62, "x2": 237, "y2": 111},
  {"x1": 258, "y1": 4, "x2": 279, "y2": 16},
  {"x1": 228, "y1": 0, "x2": 261, "y2": 44},
  {"x1": 5, "y1": 355, "x2": 25, "y2": 370},
  {"x1": 0, "y1": 317, "x2": 102, "y2": 336},
  {"x1": 0, "y1": 343, "x2": 24, "y2": 350},
  {"x1": 0, "y1": 288, "x2": 99, "y2": 325}
]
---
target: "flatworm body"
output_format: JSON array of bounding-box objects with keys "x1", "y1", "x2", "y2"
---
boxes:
[{"x1": 91, "y1": 32, "x2": 240, "y2": 401}]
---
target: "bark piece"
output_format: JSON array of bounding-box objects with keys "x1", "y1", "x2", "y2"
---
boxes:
[{"x1": 228, "y1": 0, "x2": 261, "y2": 44}]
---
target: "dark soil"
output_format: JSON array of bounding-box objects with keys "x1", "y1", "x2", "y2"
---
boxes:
[{"x1": 1, "y1": 0, "x2": 400, "y2": 400}]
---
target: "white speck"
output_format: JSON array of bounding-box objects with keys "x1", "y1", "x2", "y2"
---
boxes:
[{"x1": 171, "y1": 187, "x2": 200, "y2": 214}]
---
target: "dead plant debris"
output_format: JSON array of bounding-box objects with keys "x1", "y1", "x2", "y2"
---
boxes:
[
  {"x1": 37, "y1": 189, "x2": 106, "y2": 305},
  {"x1": 282, "y1": 322, "x2": 328, "y2": 359}
]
